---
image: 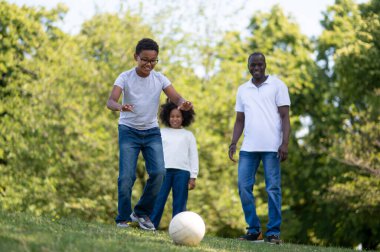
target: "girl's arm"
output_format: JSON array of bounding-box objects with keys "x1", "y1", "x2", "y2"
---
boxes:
[{"x1": 188, "y1": 132, "x2": 199, "y2": 190}]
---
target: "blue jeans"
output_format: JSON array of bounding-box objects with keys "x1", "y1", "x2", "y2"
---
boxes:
[
  {"x1": 115, "y1": 125, "x2": 165, "y2": 223},
  {"x1": 238, "y1": 151, "x2": 281, "y2": 236},
  {"x1": 150, "y1": 168, "x2": 190, "y2": 228}
]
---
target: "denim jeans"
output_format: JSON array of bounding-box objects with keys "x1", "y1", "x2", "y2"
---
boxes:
[
  {"x1": 115, "y1": 125, "x2": 165, "y2": 223},
  {"x1": 238, "y1": 151, "x2": 281, "y2": 236},
  {"x1": 150, "y1": 168, "x2": 190, "y2": 228}
]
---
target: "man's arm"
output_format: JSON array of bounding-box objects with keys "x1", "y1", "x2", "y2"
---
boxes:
[
  {"x1": 163, "y1": 85, "x2": 193, "y2": 111},
  {"x1": 229, "y1": 112, "x2": 245, "y2": 162},
  {"x1": 278, "y1": 106, "x2": 290, "y2": 162}
]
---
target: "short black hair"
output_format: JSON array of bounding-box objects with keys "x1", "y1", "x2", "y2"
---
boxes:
[
  {"x1": 248, "y1": 52, "x2": 266, "y2": 64},
  {"x1": 135, "y1": 38, "x2": 159, "y2": 55},
  {"x1": 159, "y1": 101, "x2": 195, "y2": 127}
]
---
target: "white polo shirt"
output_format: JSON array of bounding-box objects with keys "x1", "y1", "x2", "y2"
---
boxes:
[
  {"x1": 114, "y1": 68, "x2": 171, "y2": 130},
  {"x1": 235, "y1": 75, "x2": 290, "y2": 152}
]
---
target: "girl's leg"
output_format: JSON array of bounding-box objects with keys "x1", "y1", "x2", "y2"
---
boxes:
[
  {"x1": 150, "y1": 169, "x2": 173, "y2": 228},
  {"x1": 172, "y1": 169, "x2": 190, "y2": 217}
]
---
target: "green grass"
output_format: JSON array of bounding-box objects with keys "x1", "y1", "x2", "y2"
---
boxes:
[{"x1": 0, "y1": 211, "x2": 363, "y2": 252}]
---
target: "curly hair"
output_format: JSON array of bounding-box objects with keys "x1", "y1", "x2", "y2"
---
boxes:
[
  {"x1": 135, "y1": 38, "x2": 159, "y2": 55},
  {"x1": 159, "y1": 101, "x2": 195, "y2": 127}
]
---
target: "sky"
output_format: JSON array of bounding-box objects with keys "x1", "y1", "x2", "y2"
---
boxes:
[{"x1": 9, "y1": 0, "x2": 367, "y2": 38}]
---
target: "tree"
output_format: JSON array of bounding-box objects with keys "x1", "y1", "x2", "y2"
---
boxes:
[{"x1": 314, "y1": 0, "x2": 380, "y2": 248}]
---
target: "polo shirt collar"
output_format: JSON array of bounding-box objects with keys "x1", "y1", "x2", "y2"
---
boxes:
[{"x1": 248, "y1": 75, "x2": 271, "y2": 88}]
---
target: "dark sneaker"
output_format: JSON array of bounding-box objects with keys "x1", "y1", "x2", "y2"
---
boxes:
[
  {"x1": 130, "y1": 212, "x2": 155, "y2": 231},
  {"x1": 266, "y1": 235, "x2": 282, "y2": 244},
  {"x1": 239, "y1": 232, "x2": 264, "y2": 242},
  {"x1": 116, "y1": 221, "x2": 129, "y2": 228}
]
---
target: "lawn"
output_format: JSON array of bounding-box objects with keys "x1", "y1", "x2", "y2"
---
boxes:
[{"x1": 0, "y1": 211, "x2": 367, "y2": 252}]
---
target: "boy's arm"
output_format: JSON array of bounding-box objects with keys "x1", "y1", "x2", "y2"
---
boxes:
[
  {"x1": 163, "y1": 85, "x2": 193, "y2": 111},
  {"x1": 107, "y1": 86, "x2": 134, "y2": 112}
]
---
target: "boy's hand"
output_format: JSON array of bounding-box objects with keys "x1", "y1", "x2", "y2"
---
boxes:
[
  {"x1": 120, "y1": 104, "x2": 134, "y2": 112},
  {"x1": 188, "y1": 178, "x2": 196, "y2": 190},
  {"x1": 178, "y1": 101, "x2": 193, "y2": 111}
]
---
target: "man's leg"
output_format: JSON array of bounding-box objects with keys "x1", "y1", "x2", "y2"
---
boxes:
[
  {"x1": 262, "y1": 152, "x2": 281, "y2": 236},
  {"x1": 115, "y1": 125, "x2": 140, "y2": 223},
  {"x1": 238, "y1": 151, "x2": 261, "y2": 234}
]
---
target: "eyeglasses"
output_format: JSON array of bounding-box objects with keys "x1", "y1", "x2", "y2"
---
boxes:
[{"x1": 138, "y1": 56, "x2": 159, "y2": 65}]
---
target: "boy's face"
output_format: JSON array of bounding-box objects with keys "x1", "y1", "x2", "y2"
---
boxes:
[{"x1": 134, "y1": 50, "x2": 158, "y2": 77}]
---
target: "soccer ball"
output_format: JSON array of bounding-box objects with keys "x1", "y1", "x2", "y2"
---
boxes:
[{"x1": 168, "y1": 211, "x2": 206, "y2": 246}]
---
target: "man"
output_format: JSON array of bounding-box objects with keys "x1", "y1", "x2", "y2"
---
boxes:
[
  {"x1": 229, "y1": 52, "x2": 290, "y2": 244},
  {"x1": 107, "y1": 38, "x2": 192, "y2": 230}
]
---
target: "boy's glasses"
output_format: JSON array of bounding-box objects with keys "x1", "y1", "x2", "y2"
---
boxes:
[{"x1": 138, "y1": 56, "x2": 159, "y2": 65}]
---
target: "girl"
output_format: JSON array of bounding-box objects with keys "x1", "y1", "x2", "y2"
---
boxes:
[{"x1": 150, "y1": 101, "x2": 199, "y2": 229}]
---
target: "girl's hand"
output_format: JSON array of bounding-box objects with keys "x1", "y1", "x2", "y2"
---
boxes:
[{"x1": 188, "y1": 178, "x2": 196, "y2": 190}]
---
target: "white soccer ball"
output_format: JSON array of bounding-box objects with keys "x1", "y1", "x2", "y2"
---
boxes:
[{"x1": 168, "y1": 211, "x2": 206, "y2": 246}]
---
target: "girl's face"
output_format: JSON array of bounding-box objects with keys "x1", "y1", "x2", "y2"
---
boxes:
[{"x1": 169, "y1": 108, "x2": 183, "y2": 129}]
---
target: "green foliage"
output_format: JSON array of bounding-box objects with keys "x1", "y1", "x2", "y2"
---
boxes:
[
  {"x1": 0, "y1": 1, "x2": 154, "y2": 222},
  {"x1": 301, "y1": 0, "x2": 380, "y2": 249}
]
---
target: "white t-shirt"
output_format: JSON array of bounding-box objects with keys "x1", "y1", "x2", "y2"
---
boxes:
[
  {"x1": 235, "y1": 75, "x2": 291, "y2": 152},
  {"x1": 114, "y1": 68, "x2": 171, "y2": 130},
  {"x1": 161, "y1": 128, "x2": 199, "y2": 178}
]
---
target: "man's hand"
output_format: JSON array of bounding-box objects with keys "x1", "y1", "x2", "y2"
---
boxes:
[
  {"x1": 188, "y1": 178, "x2": 196, "y2": 190},
  {"x1": 228, "y1": 143, "x2": 237, "y2": 162},
  {"x1": 178, "y1": 101, "x2": 193, "y2": 111},
  {"x1": 277, "y1": 143, "x2": 288, "y2": 162}
]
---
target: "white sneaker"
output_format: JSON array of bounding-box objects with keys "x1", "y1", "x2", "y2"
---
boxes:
[{"x1": 116, "y1": 221, "x2": 129, "y2": 228}]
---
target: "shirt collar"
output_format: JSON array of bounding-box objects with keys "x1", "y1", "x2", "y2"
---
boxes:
[{"x1": 248, "y1": 75, "x2": 270, "y2": 88}]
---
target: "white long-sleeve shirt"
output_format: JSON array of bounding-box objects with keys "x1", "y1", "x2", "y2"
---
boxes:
[{"x1": 160, "y1": 128, "x2": 199, "y2": 178}]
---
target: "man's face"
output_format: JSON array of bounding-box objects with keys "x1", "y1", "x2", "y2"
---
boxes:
[
  {"x1": 134, "y1": 50, "x2": 158, "y2": 77},
  {"x1": 248, "y1": 55, "x2": 266, "y2": 80}
]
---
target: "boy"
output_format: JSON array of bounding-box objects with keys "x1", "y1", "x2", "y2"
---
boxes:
[{"x1": 107, "y1": 38, "x2": 192, "y2": 230}]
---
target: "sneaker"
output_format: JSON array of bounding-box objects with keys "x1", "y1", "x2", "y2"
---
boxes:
[
  {"x1": 130, "y1": 212, "x2": 155, "y2": 231},
  {"x1": 239, "y1": 232, "x2": 264, "y2": 242},
  {"x1": 266, "y1": 235, "x2": 282, "y2": 244},
  {"x1": 116, "y1": 221, "x2": 129, "y2": 228}
]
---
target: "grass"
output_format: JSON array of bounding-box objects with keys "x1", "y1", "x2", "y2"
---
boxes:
[{"x1": 0, "y1": 211, "x2": 365, "y2": 252}]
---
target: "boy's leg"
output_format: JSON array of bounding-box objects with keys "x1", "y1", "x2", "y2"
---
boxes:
[
  {"x1": 262, "y1": 152, "x2": 281, "y2": 237},
  {"x1": 115, "y1": 125, "x2": 140, "y2": 223},
  {"x1": 134, "y1": 127, "x2": 165, "y2": 216},
  {"x1": 172, "y1": 169, "x2": 190, "y2": 217},
  {"x1": 238, "y1": 151, "x2": 262, "y2": 234},
  {"x1": 150, "y1": 169, "x2": 173, "y2": 228}
]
